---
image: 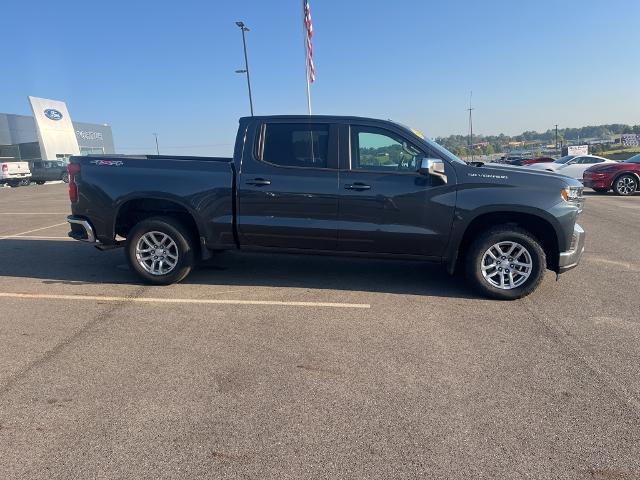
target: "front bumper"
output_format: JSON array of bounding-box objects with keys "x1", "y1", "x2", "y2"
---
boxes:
[
  {"x1": 558, "y1": 223, "x2": 585, "y2": 273},
  {"x1": 67, "y1": 215, "x2": 97, "y2": 243},
  {"x1": 583, "y1": 174, "x2": 612, "y2": 189}
]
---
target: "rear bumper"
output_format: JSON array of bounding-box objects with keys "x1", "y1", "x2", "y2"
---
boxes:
[
  {"x1": 0, "y1": 173, "x2": 31, "y2": 182},
  {"x1": 67, "y1": 215, "x2": 97, "y2": 243},
  {"x1": 558, "y1": 223, "x2": 585, "y2": 273}
]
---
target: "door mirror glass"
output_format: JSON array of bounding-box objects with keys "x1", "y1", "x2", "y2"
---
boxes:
[{"x1": 418, "y1": 158, "x2": 447, "y2": 183}]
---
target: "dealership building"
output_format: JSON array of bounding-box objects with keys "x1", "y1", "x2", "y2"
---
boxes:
[{"x1": 0, "y1": 97, "x2": 115, "y2": 163}]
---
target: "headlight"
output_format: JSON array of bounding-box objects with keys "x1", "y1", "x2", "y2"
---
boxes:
[
  {"x1": 561, "y1": 186, "x2": 584, "y2": 213},
  {"x1": 561, "y1": 186, "x2": 582, "y2": 202}
]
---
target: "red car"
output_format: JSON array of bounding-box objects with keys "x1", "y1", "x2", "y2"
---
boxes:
[{"x1": 583, "y1": 154, "x2": 640, "y2": 195}]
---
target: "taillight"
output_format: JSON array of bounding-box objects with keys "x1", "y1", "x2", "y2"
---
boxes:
[
  {"x1": 68, "y1": 163, "x2": 81, "y2": 203},
  {"x1": 1, "y1": 163, "x2": 7, "y2": 173}
]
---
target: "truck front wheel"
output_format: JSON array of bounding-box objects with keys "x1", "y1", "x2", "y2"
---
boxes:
[
  {"x1": 465, "y1": 226, "x2": 546, "y2": 300},
  {"x1": 126, "y1": 216, "x2": 195, "y2": 285}
]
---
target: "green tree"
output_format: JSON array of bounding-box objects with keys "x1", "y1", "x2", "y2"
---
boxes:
[{"x1": 456, "y1": 146, "x2": 469, "y2": 157}]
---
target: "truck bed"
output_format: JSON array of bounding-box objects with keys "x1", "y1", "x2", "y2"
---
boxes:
[
  {"x1": 68, "y1": 154, "x2": 236, "y2": 249},
  {"x1": 84, "y1": 154, "x2": 233, "y2": 163}
]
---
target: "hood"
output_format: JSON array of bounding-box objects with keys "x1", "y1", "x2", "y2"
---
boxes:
[
  {"x1": 459, "y1": 162, "x2": 582, "y2": 188},
  {"x1": 585, "y1": 162, "x2": 622, "y2": 172}
]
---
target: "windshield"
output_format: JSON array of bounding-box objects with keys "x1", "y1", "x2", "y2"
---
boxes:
[
  {"x1": 393, "y1": 121, "x2": 466, "y2": 165},
  {"x1": 427, "y1": 138, "x2": 466, "y2": 164},
  {"x1": 554, "y1": 155, "x2": 575, "y2": 164},
  {"x1": 624, "y1": 154, "x2": 640, "y2": 164}
]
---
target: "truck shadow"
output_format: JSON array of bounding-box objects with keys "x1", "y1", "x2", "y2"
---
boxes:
[{"x1": 0, "y1": 240, "x2": 475, "y2": 299}]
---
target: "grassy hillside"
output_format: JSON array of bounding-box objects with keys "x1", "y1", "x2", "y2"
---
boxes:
[{"x1": 597, "y1": 147, "x2": 640, "y2": 161}]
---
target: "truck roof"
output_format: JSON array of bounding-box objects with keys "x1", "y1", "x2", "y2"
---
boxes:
[
  {"x1": 239, "y1": 115, "x2": 428, "y2": 139},
  {"x1": 240, "y1": 114, "x2": 398, "y2": 123}
]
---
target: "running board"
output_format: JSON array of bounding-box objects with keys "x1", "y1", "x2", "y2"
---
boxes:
[{"x1": 95, "y1": 241, "x2": 125, "y2": 251}]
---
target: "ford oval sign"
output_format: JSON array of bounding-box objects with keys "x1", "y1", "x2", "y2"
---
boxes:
[{"x1": 44, "y1": 108, "x2": 63, "y2": 121}]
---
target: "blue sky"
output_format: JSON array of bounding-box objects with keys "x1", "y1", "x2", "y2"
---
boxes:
[{"x1": 1, "y1": 0, "x2": 639, "y2": 155}]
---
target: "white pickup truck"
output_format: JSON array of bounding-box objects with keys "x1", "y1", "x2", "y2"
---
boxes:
[{"x1": 0, "y1": 160, "x2": 32, "y2": 187}]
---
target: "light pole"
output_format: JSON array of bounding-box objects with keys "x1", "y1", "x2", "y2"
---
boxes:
[
  {"x1": 467, "y1": 91, "x2": 474, "y2": 161},
  {"x1": 235, "y1": 21, "x2": 254, "y2": 116},
  {"x1": 555, "y1": 124, "x2": 559, "y2": 153},
  {"x1": 152, "y1": 133, "x2": 160, "y2": 155}
]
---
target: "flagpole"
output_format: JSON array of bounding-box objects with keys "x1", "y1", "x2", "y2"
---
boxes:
[{"x1": 302, "y1": 0, "x2": 312, "y2": 115}]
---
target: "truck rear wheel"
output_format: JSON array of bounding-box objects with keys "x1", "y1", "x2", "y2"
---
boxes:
[
  {"x1": 125, "y1": 216, "x2": 195, "y2": 285},
  {"x1": 465, "y1": 226, "x2": 546, "y2": 300}
]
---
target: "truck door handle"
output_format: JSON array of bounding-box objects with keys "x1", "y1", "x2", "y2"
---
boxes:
[
  {"x1": 345, "y1": 182, "x2": 371, "y2": 191},
  {"x1": 246, "y1": 178, "x2": 271, "y2": 186}
]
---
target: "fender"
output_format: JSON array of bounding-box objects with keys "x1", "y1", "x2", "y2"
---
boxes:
[
  {"x1": 445, "y1": 204, "x2": 566, "y2": 274},
  {"x1": 111, "y1": 192, "x2": 207, "y2": 244}
]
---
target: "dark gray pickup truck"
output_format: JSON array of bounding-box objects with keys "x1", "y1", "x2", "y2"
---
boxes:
[{"x1": 67, "y1": 115, "x2": 585, "y2": 299}]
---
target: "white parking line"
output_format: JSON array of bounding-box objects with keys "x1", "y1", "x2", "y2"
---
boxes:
[
  {"x1": 5, "y1": 236, "x2": 73, "y2": 241},
  {"x1": 0, "y1": 292, "x2": 371, "y2": 309},
  {"x1": 0, "y1": 223, "x2": 67, "y2": 241},
  {"x1": 0, "y1": 212, "x2": 68, "y2": 215}
]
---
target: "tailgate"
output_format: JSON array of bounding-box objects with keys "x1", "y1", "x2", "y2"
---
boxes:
[{"x1": 1, "y1": 161, "x2": 31, "y2": 177}]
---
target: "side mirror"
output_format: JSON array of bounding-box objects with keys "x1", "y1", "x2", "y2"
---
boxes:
[{"x1": 419, "y1": 158, "x2": 447, "y2": 183}]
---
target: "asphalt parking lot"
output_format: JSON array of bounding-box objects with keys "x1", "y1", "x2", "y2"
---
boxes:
[{"x1": 1, "y1": 183, "x2": 639, "y2": 479}]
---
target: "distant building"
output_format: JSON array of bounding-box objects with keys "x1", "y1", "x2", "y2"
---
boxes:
[
  {"x1": 0, "y1": 98, "x2": 114, "y2": 163},
  {"x1": 621, "y1": 134, "x2": 640, "y2": 147}
]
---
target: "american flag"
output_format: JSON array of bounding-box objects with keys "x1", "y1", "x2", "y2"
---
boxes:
[{"x1": 304, "y1": 0, "x2": 315, "y2": 83}]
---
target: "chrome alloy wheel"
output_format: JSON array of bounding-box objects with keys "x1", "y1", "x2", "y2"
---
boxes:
[
  {"x1": 616, "y1": 176, "x2": 637, "y2": 195},
  {"x1": 135, "y1": 231, "x2": 179, "y2": 276},
  {"x1": 481, "y1": 241, "x2": 532, "y2": 290}
]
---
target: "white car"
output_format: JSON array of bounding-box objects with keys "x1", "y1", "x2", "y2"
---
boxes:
[
  {"x1": 0, "y1": 160, "x2": 32, "y2": 187},
  {"x1": 525, "y1": 154, "x2": 615, "y2": 181}
]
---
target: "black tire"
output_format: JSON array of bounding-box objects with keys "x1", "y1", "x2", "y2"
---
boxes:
[
  {"x1": 592, "y1": 187, "x2": 609, "y2": 193},
  {"x1": 465, "y1": 226, "x2": 546, "y2": 300},
  {"x1": 613, "y1": 174, "x2": 638, "y2": 196},
  {"x1": 8, "y1": 181, "x2": 20, "y2": 188},
  {"x1": 125, "y1": 216, "x2": 196, "y2": 285},
  {"x1": 35, "y1": 181, "x2": 46, "y2": 185}
]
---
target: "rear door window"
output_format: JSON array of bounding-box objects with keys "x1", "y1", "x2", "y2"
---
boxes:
[{"x1": 260, "y1": 123, "x2": 329, "y2": 169}]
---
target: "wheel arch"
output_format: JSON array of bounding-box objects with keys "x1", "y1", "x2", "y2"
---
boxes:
[
  {"x1": 447, "y1": 209, "x2": 562, "y2": 274},
  {"x1": 613, "y1": 170, "x2": 640, "y2": 185},
  {"x1": 113, "y1": 195, "x2": 204, "y2": 246}
]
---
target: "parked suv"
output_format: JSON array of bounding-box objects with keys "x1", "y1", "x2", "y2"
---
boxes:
[
  {"x1": 583, "y1": 154, "x2": 640, "y2": 195},
  {"x1": 28, "y1": 160, "x2": 70, "y2": 185}
]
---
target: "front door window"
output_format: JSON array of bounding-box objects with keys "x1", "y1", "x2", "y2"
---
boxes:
[{"x1": 351, "y1": 127, "x2": 422, "y2": 173}]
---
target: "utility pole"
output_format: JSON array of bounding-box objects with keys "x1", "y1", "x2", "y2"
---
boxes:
[
  {"x1": 467, "y1": 91, "x2": 474, "y2": 160},
  {"x1": 235, "y1": 21, "x2": 254, "y2": 116},
  {"x1": 555, "y1": 124, "x2": 559, "y2": 152},
  {"x1": 152, "y1": 133, "x2": 159, "y2": 155}
]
